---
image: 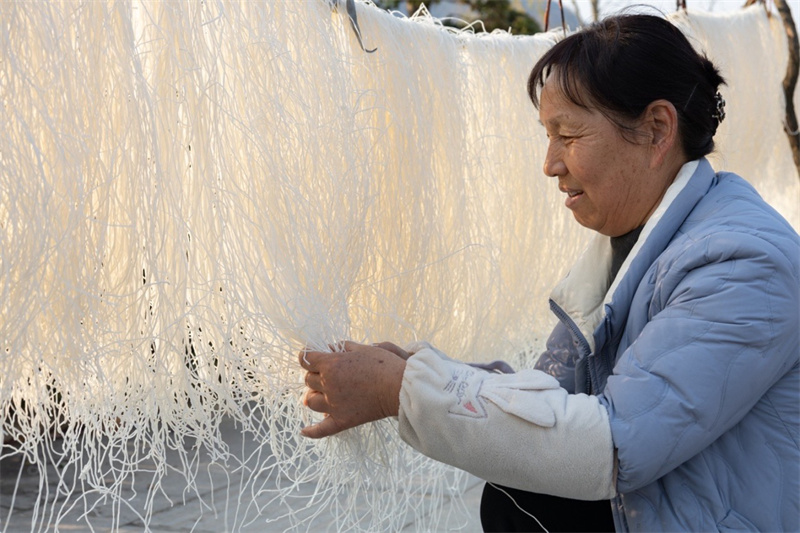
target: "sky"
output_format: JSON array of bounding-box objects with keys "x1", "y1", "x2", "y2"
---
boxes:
[{"x1": 571, "y1": 0, "x2": 799, "y2": 29}]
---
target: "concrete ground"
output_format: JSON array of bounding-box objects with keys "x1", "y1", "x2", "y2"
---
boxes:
[{"x1": 0, "y1": 417, "x2": 483, "y2": 532}]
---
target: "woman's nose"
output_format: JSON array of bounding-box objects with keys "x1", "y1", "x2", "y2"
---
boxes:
[{"x1": 543, "y1": 144, "x2": 567, "y2": 177}]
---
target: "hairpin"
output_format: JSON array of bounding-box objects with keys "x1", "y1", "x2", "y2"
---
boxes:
[{"x1": 712, "y1": 92, "x2": 726, "y2": 124}]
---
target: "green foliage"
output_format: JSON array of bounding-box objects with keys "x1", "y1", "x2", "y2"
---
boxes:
[
  {"x1": 464, "y1": 0, "x2": 542, "y2": 34},
  {"x1": 371, "y1": 0, "x2": 542, "y2": 35}
]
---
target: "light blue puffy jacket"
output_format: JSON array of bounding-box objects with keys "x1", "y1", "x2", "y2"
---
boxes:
[{"x1": 536, "y1": 158, "x2": 800, "y2": 532}]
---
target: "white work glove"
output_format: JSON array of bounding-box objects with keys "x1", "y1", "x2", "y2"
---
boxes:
[{"x1": 398, "y1": 347, "x2": 617, "y2": 501}]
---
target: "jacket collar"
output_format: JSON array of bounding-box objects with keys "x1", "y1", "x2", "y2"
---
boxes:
[{"x1": 549, "y1": 159, "x2": 714, "y2": 354}]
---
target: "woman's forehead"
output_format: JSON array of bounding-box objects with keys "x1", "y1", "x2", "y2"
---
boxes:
[{"x1": 539, "y1": 82, "x2": 592, "y2": 124}]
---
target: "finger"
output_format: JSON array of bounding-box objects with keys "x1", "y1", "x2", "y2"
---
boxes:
[
  {"x1": 302, "y1": 387, "x2": 313, "y2": 406},
  {"x1": 329, "y1": 340, "x2": 349, "y2": 352},
  {"x1": 304, "y1": 372, "x2": 321, "y2": 391},
  {"x1": 298, "y1": 349, "x2": 322, "y2": 370},
  {"x1": 301, "y1": 415, "x2": 345, "y2": 439},
  {"x1": 373, "y1": 342, "x2": 410, "y2": 360},
  {"x1": 303, "y1": 389, "x2": 328, "y2": 412},
  {"x1": 342, "y1": 340, "x2": 367, "y2": 352}
]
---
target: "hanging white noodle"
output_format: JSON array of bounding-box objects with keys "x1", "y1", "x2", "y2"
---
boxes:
[{"x1": 0, "y1": 1, "x2": 797, "y2": 531}]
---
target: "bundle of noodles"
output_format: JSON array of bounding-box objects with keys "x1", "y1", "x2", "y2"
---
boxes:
[{"x1": 0, "y1": 1, "x2": 796, "y2": 530}]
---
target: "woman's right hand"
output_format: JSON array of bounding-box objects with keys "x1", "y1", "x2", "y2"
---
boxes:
[{"x1": 299, "y1": 341, "x2": 407, "y2": 438}]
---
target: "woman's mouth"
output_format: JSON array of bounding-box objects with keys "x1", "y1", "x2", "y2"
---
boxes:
[{"x1": 563, "y1": 189, "x2": 584, "y2": 208}]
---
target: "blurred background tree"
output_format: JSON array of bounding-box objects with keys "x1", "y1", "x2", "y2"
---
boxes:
[
  {"x1": 372, "y1": 0, "x2": 543, "y2": 34},
  {"x1": 466, "y1": 1, "x2": 542, "y2": 34}
]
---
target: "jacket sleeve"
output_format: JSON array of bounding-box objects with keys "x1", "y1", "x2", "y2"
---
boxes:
[
  {"x1": 398, "y1": 347, "x2": 617, "y2": 500},
  {"x1": 603, "y1": 231, "x2": 800, "y2": 493},
  {"x1": 535, "y1": 321, "x2": 580, "y2": 393}
]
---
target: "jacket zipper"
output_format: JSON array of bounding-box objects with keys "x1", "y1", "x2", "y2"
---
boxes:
[{"x1": 549, "y1": 300, "x2": 594, "y2": 394}]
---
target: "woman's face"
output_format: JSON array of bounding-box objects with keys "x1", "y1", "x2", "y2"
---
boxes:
[{"x1": 538, "y1": 80, "x2": 665, "y2": 237}]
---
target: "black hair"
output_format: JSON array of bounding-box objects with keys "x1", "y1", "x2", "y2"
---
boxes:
[{"x1": 527, "y1": 14, "x2": 726, "y2": 160}]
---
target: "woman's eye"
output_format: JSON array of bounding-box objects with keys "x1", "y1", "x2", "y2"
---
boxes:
[{"x1": 546, "y1": 132, "x2": 576, "y2": 143}]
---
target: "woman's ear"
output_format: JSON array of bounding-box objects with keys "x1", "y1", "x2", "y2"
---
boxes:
[{"x1": 645, "y1": 99, "x2": 681, "y2": 168}]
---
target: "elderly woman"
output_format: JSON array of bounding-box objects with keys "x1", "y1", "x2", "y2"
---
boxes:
[{"x1": 298, "y1": 14, "x2": 800, "y2": 533}]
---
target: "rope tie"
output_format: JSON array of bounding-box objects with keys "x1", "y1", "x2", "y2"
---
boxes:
[{"x1": 332, "y1": 0, "x2": 377, "y2": 53}]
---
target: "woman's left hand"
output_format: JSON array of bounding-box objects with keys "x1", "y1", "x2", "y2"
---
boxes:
[{"x1": 298, "y1": 341, "x2": 407, "y2": 439}]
